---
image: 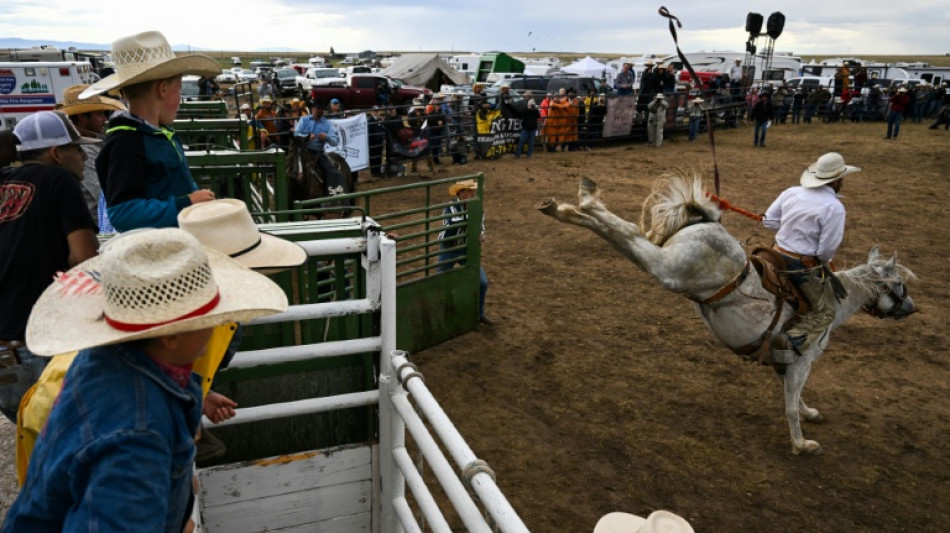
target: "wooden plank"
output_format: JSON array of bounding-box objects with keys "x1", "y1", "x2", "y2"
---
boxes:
[
  {"x1": 199, "y1": 444, "x2": 372, "y2": 507},
  {"x1": 267, "y1": 513, "x2": 371, "y2": 533},
  {"x1": 201, "y1": 479, "x2": 371, "y2": 532}
]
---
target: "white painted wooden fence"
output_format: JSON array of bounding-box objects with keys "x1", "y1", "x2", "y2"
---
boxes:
[{"x1": 193, "y1": 220, "x2": 529, "y2": 533}]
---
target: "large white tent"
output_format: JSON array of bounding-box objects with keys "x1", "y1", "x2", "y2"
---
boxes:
[
  {"x1": 381, "y1": 53, "x2": 469, "y2": 91},
  {"x1": 561, "y1": 56, "x2": 617, "y2": 86}
]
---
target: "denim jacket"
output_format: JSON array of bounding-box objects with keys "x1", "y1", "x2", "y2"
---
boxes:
[{"x1": 2, "y1": 344, "x2": 203, "y2": 533}]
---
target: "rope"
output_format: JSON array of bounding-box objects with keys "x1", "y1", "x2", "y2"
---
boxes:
[
  {"x1": 659, "y1": 6, "x2": 721, "y2": 198},
  {"x1": 461, "y1": 459, "x2": 500, "y2": 532},
  {"x1": 395, "y1": 361, "x2": 424, "y2": 390},
  {"x1": 706, "y1": 192, "x2": 763, "y2": 221}
]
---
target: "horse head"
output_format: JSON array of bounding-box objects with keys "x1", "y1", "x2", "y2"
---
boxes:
[{"x1": 860, "y1": 246, "x2": 918, "y2": 320}]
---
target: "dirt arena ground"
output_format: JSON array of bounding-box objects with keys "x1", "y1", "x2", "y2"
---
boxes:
[{"x1": 2, "y1": 116, "x2": 948, "y2": 531}]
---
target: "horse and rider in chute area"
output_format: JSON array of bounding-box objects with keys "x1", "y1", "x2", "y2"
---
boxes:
[
  {"x1": 538, "y1": 152, "x2": 916, "y2": 455},
  {"x1": 286, "y1": 100, "x2": 355, "y2": 218}
]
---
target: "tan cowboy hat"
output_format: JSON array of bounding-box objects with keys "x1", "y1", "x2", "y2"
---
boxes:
[
  {"x1": 178, "y1": 199, "x2": 307, "y2": 273},
  {"x1": 448, "y1": 179, "x2": 478, "y2": 196},
  {"x1": 25, "y1": 228, "x2": 288, "y2": 356},
  {"x1": 60, "y1": 84, "x2": 127, "y2": 116},
  {"x1": 692, "y1": 96, "x2": 703, "y2": 102},
  {"x1": 654, "y1": 93, "x2": 665, "y2": 100},
  {"x1": 260, "y1": 96, "x2": 273, "y2": 104},
  {"x1": 593, "y1": 511, "x2": 694, "y2": 533},
  {"x1": 800, "y1": 152, "x2": 861, "y2": 189},
  {"x1": 79, "y1": 31, "x2": 220, "y2": 99}
]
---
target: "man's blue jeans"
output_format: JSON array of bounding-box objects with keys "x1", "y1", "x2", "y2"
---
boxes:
[
  {"x1": 886, "y1": 110, "x2": 903, "y2": 138},
  {"x1": 515, "y1": 128, "x2": 537, "y2": 157},
  {"x1": 0, "y1": 345, "x2": 48, "y2": 422},
  {"x1": 754, "y1": 121, "x2": 768, "y2": 146}
]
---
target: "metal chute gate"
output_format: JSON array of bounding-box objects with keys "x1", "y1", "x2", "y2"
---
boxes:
[{"x1": 193, "y1": 221, "x2": 529, "y2": 533}]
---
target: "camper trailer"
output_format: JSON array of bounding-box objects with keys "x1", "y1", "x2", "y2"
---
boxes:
[
  {"x1": 0, "y1": 61, "x2": 98, "y2": 130},
  {"x1": 659, "y1": 51, "x2": 803, "y2": 84}
]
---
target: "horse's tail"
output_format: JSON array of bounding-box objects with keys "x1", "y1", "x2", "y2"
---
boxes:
[{"x1": 640, "y1": 170, "x2": 720, "y2": 245}]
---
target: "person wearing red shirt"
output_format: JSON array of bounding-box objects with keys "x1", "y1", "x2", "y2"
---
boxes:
[{"x1": 885, "y1": 86, "x2": 910, "y2": 139}]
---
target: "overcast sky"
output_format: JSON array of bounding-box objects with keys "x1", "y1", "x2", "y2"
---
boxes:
[{"x1": 2, "y1": 0, "x2": 947, "y2": 57}]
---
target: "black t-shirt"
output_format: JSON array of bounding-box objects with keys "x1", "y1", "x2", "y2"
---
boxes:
[{"x1": 0, "y1": 164, "x2": 96, "y2": 339}]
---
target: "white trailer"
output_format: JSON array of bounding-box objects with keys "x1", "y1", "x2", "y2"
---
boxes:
[{"x1": 0, "y1": 61, "x2": 98, "y2": 130}]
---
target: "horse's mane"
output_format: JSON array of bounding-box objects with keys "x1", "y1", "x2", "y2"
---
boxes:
[{"x1": 640, "y1": 170, "x2": 721, "y2": 245}]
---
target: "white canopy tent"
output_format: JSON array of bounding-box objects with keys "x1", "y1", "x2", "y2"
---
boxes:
[{"x1": 561, "y1": 56, "x2": 617, "y2": 86}]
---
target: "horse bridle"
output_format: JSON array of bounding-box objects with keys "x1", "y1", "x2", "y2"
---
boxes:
[{"x1": 863, "y1": 280, "x2": 915, "y2": 319}]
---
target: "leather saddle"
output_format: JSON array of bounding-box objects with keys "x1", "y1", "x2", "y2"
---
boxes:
[{"x1": 749, "y1": 246, "x2": 810, "y2": 316}]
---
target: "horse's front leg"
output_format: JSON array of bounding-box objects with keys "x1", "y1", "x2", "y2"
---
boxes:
[
  {"x1": 781, "y1": 354, "x2": 823, "y2": 455},
  {"x1": 536, "y1": 199, "x2": 601, "y2": 231}
]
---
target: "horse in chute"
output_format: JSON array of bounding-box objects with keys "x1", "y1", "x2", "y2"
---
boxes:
[
  {"x1": 537, "y1": 174, "x2": 916, "y2": 455},
  {"x1": 285, "y1": 136, "x2": 356, "y2": 218}
]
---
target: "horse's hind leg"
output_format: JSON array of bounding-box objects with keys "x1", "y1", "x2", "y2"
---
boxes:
[
  {"x1": 781, "y1": 355, "x2": 823, "y2": 455},
  {"x1": 798, "y1": 397, "x2": 823, "y2": 422}
]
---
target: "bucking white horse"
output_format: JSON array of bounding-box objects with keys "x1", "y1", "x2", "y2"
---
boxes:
[{"x1": 537, "y1": 174, "x2": 916, "y2": 455}]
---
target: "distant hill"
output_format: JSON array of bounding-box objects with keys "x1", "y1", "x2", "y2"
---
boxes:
[{"x1": 0, "y1": 37, "x2": 204, "y2": 52}]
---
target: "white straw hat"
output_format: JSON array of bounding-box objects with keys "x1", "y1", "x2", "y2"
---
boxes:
[
  {"x1": 593, "y1": 511, "x2": 694, "y2": 533},
  {"x1": 26, "y1": 228, "x2": 288, "y2": 356},
  {"x1": 178, "y1": 199, "x2": 307, "y2": 273},
  {"x1": 79, "y1": 31, "x2": 220, "y2": 99},
  {"x1": 800, "y1": 152, "x2": 861, "y2": 188}
]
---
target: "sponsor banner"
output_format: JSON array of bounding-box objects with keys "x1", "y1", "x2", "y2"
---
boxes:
[
  {"x1": 474, "y1": 107, "x2": 521, "y2": 159},
  {"x1": 326, "y1": 113, "x2": 369, "y2": 172},
  {"x1": 602, "y1": 95, "x2": 637, "y2": 138}
]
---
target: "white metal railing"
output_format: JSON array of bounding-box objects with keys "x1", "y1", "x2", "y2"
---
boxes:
[{"x1": 199, "y1": 220, "x2": 528, "y2": 533}]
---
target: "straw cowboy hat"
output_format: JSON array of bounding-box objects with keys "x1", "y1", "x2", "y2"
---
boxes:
[
  {"x1": 448, "y1": 179, "x2": 478, "y2": 196},
  {"x1": 692, "y1": 96, "x2": 703, "y2": 103},
  {"x1": 593, "y1": 511, "x2": 694, "y2": 533},
  {"x1": 60, "y1": 84, "x2": 127, "y2": 116},
  {"x1": 25, "y1": 228, "x2": 288, "y2": 356},
  {"x1": 654, "y1": 93, "x2": 665, "y2": 100},
  {"x1": 800, "y1": 152, "x2": 861, "y2": 189},
  {"x1": 79, "y1": 31, "x2": 219, "y2": 99},
  {"x1": 178, "y1": 199, "x2": 307, "y2": 273}
]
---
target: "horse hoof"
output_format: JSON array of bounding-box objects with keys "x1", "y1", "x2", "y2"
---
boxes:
[
  {"x1": 536, "y1": 199, "x2": 559, "y2": 215},
  {"x1": 580, "y1": 178, "x2": 598, "y2": 191},
  {"x1": 791, "y1": 440, "x2": 823, "y2": 456}
]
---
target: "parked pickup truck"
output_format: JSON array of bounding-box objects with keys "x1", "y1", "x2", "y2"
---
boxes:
[
  {"x1": 295, "y1": 67, "x2": 344, "y2": 96},
  {"x1": 308, "y1": 74, "x2": 431, "y2": 109}
]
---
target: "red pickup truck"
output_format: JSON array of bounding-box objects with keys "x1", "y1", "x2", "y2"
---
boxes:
[{"x1": 308, "y1": 74, "x2": 430, "y2": 109}]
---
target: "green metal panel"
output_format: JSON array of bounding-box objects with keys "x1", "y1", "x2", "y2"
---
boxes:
[
  {"x1": 186, "y1": 150, "x2": 289, "y2": 222},
  {"x1": 293, "y1": 175, "x2": 485, "y2": 353},
  {"x1": 174, "y1": 118, "x2": 248, "y2": 151},
  {"x1": 177, "y1": 100, "x2": 229, "y2": 119}
]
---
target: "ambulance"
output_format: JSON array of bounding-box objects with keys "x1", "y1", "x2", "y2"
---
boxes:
[{"x1": 0, "y1": 61, "x2": 98, "y2": 130}]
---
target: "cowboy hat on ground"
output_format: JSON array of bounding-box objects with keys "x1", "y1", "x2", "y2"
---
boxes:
[
  {"x1": 60, "y1": 85, "x2": 127, "y2": 116},
  {"x1": 593, "y1": 510, "x2": 694, "y2": 533},
  {"x1": 178, "y1": 199, "x2": 307, "y2": 273},
  {"x1": 800, "y1": 152, "x2": 861, "y2": 189},
  {"x1": 25, "y1": 228, "x2": 288, "y2": 356},
  {"x1": 79, "y1": 31, "x2": 219, "y2": 99}
]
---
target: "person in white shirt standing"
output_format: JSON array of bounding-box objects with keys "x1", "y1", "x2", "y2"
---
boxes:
[{"x1": 763, "y1": 152, "x2": 860, "y2": 361}]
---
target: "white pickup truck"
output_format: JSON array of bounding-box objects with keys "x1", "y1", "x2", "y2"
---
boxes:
[{"x1": 295, "y1": 67, "x2": 344, "y2": 97}]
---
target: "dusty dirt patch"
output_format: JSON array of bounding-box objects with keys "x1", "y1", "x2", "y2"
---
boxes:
[{"x1": 2, "y1": 119, "x2": 948, "y2": 531}]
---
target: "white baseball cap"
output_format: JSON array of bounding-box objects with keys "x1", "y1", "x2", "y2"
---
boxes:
[{"x1": 13, "y1": 110, "x2": 100, "y2": 152}]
